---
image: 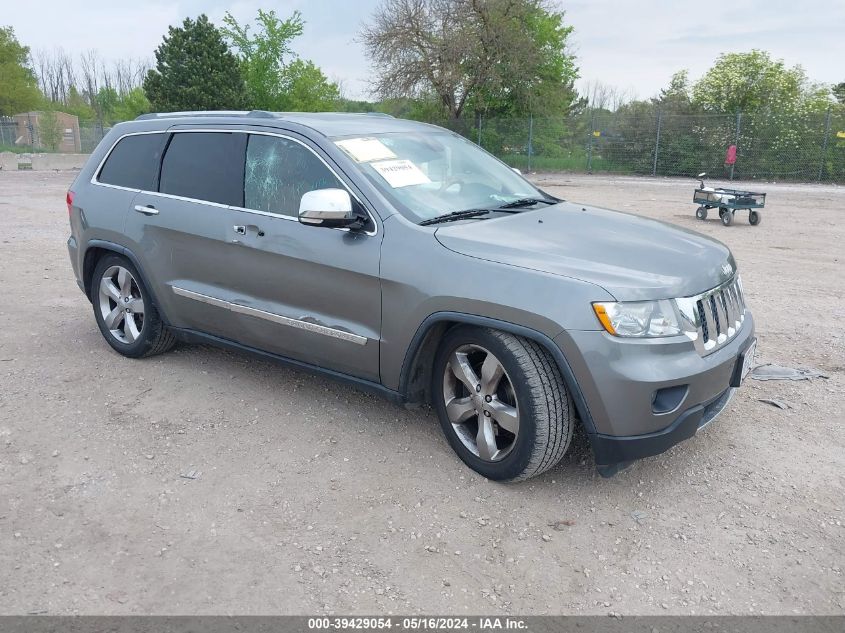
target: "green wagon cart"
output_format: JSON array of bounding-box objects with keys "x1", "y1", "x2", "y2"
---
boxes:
[{"x1": 693, "y1": 172, "x2": 766, "y2": 227}]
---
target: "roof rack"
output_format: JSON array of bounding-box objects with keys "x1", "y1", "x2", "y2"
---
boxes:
[
  {"x1": 134, "y1": 110, "x2": 395, "y2": 121},
  {"x1": 135, "y1": 111, "x2": 258, "y2": 121}
]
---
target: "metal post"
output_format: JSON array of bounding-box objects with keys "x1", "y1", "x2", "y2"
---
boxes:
[
  {"x1": 652, "y1": 110, "x2": 662, "y2": 176},
  {"x1": 730, "y1": 111, "x2": 741, "y2": 181},
  {"x1": 527, "y1": 115, "x2": 534, "y2": 172},
  {"x1": 477, "y1": 113, "x2": 482, "y2": 147},
  {"x1": 586, "y1": 110, "x2": 595, "y2": 173},
  {"x1": 818, "y1": 106, "x2": 832, "y2": 182}
]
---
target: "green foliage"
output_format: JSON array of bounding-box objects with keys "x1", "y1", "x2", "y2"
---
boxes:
[
  {"x1": 692, "y1": 50, "x2": 819, "y2": 114},
  {"x1": 143, "y1": 15, "x2": 246, "y2": 111},
  {"x1": 222, "y1": 9, "x2": 302, "y2": 109},
  {"x1": 0, "y1": 26, "x2": 41, "y2": 116},
  {"x1": 834, "y1": 82, "x2": 845, "y2": 105},
  {"x1": 276, "y1": 59, "x2": 339, "y2": 111},
  {"x1": 64, "y1": 87, "x2": 95, "y2": 122},
  {"x1": 38, "y1": 110, "x2": 62, "y2": 151},
  {"x1": 112, "y1": 88, "x2": 151, "y2": 122},
  {"x1": 583, "y1": 50, "x2": 841, "y2": 180},
  {"x1": 469, "y1": 3, "x2": 579, "y2": 118},
  {"x1": 362, "y1": 0, "x2": 578, "y2": 121},
  {"x1": 222, "y1": 10, "x2": 339, "y2": 112}
]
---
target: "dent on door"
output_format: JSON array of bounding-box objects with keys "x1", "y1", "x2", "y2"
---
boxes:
[{"x1": 198, "y1": 210, "x2": 382, "y2": 381}]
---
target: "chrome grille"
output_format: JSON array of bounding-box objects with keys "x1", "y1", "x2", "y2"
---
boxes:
[{"x1": 675, "y1": 276, "x2": 747, "y2": 355}]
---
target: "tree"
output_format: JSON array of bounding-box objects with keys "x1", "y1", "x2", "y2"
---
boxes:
[
  {"x1": 222, "y1": 9, "x2": 340, "y2": 111},
  {"x1": 112, "y1": 87, "x2": 151, "y2": 122},
  {"x1": 38, "y1": 109, "x2": 62, "y2": 151},
  {"x1": 64, "y1": 86, "x2": 95, "y2": 122},
  {"x1": 0, "y1": 26, "x2": 41, "y2": 115},
  {"x1": 692, "y1": 50, "x2": 806, "y2": 114},
  {"x1": 833, "y1": 82, "x2": 845, "y2": 105},
  {"x1": 361, "y1": 0, "x2": 578, "y2": 120},
  {"x1": 143, "y1": 15, "x2": 246, "y2": 111},
  {"x1": 277, "y1": 59, "x2": 340, "y2": 111}
]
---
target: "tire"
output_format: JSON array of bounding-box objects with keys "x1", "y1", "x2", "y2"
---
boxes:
[
  {"x1": 718, "y1": 207, "x2": 727, "y2": 218},
  {"x1": 749, "y1": 210, "x2": 761, "y2": 225},
  {"x1": 432, "y1": 326, "x2": 573, "y2": 482},
  {"x1": 695, "y1": 206, "x2": 708, "y2": 220},
  {"x1": 721, "y1": 209, "x2": 733, "y2": 226},
  {"x1": 90, "y1": 253, "x2": 176, "y2": 358}
]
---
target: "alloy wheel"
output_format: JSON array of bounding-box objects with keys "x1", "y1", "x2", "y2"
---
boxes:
[
  {"x1": 442, "y1": 344, "x2": 519, "y2": 462},
  {"x1": 97, "y1": 265, "x2": 145, "y2": 344}
]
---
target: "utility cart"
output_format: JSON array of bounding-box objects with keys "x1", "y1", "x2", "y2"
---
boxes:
[{"x1": 693, "y1": 173, "x2": 766, "y2": 226}]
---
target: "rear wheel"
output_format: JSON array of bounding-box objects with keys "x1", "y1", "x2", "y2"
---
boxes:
[
  {"x1": 721, "y1": 209, "x2": 733, "y2": 226},
  {"x1": 695, "y1": 206, "x2": 708, "y2": 220},
  {"x1": 749, "y1": 210, "x2": 761, "y2": 225},
  {"x1": 432, "y1": 326, "x2": 573, "y2": 481},
  {"x1": 91, "y1": 254, "x2": 175, "y2": 358}
]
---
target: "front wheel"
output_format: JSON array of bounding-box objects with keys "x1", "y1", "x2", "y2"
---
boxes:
[
  {"x1": 749, "y1": 210, "x2": 761, "y2": 225},
  {"x1": 432, "y1": 326, "x2": 573, "y2": 481},
  {"x1": 696, "y1": 206, "x2": 708, "y2": 220},
  {"x1": 721, "y1": 209, "x2": 734, "y2": 226}
]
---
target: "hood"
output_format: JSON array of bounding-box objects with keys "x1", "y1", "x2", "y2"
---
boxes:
[{"x1": 434, "y1": 202, "x2": 736, "y2": 301}]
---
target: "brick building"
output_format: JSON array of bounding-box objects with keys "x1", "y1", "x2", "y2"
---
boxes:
[{"x1": 13, "y1": 111, "x2": 82, "y2": 153}]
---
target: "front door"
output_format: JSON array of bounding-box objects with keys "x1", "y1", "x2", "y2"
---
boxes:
[{"x1": 222, "y1": 132, "x2": 382, "y2": 382}]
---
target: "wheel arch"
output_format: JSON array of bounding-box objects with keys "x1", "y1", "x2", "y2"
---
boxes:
[
  {"x1": 82, "y1": 240, "x2": 169, "y2": 324},
  {"x1": 398, "y1": 312, "x2": 597, "y2": 435}
]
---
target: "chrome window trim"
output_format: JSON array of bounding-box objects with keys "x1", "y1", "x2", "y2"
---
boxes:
[
  {"x1": 90, "y1": 128, "x2": 379, "y2": 236},
  {"x1": 170, "y1": 285, "x2": 368, "y2": 346}
]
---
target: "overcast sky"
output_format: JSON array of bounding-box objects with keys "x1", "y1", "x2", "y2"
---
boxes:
[{"x1": 10, "y1": 0, "x2": 845, "y2": 101}]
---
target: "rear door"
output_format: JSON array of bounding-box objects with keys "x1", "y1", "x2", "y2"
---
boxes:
[{"x1": 123, "y1": 129, "x2": 247, "y2": 338}]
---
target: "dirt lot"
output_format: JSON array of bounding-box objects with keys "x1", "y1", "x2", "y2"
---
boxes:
[{"x1": 0, "y1": 169, "x2": 842, "y2": 615}]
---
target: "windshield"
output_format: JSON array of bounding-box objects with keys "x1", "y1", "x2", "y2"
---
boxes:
[{"x1": 333, "y1": 131, "x2": 548, "y2": 223}]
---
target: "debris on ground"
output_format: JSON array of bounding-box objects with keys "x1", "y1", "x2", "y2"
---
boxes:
[
  {"x1": 750, "y1": 364, "x2": 829, "y2": 381},
  {"x1": 548, "y1": 519, "x2": 576, "y2": 530},
  {"x1": 180, "y1": 470, "x2": 201, "y2": 479},
  {"x1": 758, "y1": 398, "x2": 792, "y2": 410}
]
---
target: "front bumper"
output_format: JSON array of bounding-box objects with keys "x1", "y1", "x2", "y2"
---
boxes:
[{"x1": 555, "y1": 311, "x2": 755, "y2": 470}]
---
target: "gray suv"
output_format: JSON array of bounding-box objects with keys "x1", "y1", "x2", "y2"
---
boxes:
[{"x1": 67, "y1": 111, "x2": 756, "y2": 481}]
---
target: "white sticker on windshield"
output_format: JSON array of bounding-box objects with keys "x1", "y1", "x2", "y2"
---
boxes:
[
  {"x1": 371, "y1": 159, "x2": 431, "y2": 188},
  {"x1": 335, "y1": 137, "x2": 396, "y2": 162}
]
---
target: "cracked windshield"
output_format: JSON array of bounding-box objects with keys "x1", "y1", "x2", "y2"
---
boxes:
[{"x1": 334, "y1": 132, "x2": 547, "y2": 223}]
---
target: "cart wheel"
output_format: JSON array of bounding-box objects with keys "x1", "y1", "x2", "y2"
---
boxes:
[
  {"x1": 721, "y1": 210, "x2": 733, "y2": 226},
  {"x1": 696, "y1": 206, "x2": 708, "y2": 220},
  {"x1": 749, "y1": 210, "x2": 761, "y2": 226},
  {"x1": 718, "y1": 207, "x2": 727, "y2": 219}
]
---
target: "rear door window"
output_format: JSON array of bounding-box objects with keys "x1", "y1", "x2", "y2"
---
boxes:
[
  {"x1": 98, "y1": 133, "x2": 167, "y2": 190},
  {"x1": 159, "y1": 132, "x2": 246, "y2": 206}
]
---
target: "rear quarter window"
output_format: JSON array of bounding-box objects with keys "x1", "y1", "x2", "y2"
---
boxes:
[
  {"x1": 97, "y1": 133, "x2": 167, "y2": 190},
  {"x1": 159, "y1": 132, "x2": 246, "y2": 206}
]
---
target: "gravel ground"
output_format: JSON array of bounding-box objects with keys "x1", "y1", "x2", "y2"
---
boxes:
[{"x1": 0, "y1": 169, "x2": 842, "y2": 615}]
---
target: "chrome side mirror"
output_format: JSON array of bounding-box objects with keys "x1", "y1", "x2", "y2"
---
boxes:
[{"x1": 299, "y1": 189, "x2": 361, "y2": 229}]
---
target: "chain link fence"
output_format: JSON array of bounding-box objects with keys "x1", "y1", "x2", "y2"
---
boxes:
[
  {"x1": 4, "y1": 110, "x2": 844, "y2": 183},
  {"x1": 431, "y1": 108, "x2": 845, "y2": 183}
]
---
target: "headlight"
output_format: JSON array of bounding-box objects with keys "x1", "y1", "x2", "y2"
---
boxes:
[{"x1": 592, "y1": 300, "x2": 681, "y2": 337}]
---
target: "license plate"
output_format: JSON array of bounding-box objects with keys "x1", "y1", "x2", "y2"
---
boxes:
[
  {"x1": 732, "y1": 339, "x2": 757, "y2": 387},
  {"x1": 741, "y1": 340, "x2": 757, "y2": 381}
]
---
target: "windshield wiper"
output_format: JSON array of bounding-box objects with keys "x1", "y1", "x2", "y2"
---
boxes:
[
  {"x1": 497, "y1": 197, "x2": 558, "y2": 209},
  {"x1": 419, "y1": 209, "x2": 493, "y2": 226}
]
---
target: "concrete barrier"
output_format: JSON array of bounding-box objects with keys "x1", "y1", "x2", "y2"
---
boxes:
[{"x1": 0, "y1": 152, "x2": 90, "y2": 172}]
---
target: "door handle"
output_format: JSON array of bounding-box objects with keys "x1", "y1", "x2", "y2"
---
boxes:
[
  {"x1": 134, "y1": 204, "x2": 159, "y2": 216},
  {"x1": 233, "y1": 225, "x2": 246, "y2": 235}
]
